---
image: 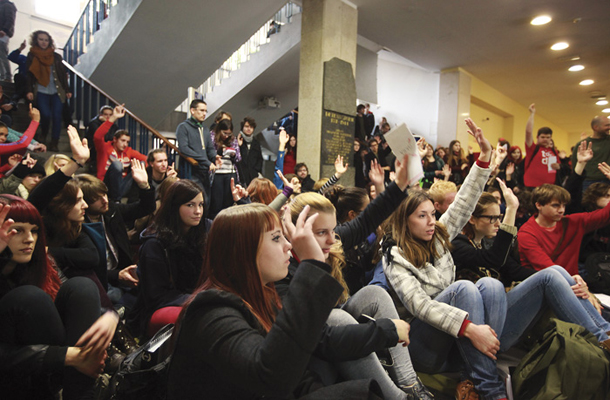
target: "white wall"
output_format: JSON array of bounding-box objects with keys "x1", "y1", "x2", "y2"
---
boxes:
[
  {"x1": 375, "y1": 50, "x2": 440, "y2": 146},
  {"x1": 11, "y1": 0, "x2": 79, "y2": 72}
]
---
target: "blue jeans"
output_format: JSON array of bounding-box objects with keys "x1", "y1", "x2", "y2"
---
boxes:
[
  {"x1": 36, "y1": 92, "x2": 63, "y2": 140},
  {"x1": 502, "y1": 265, "x2": 610, "y2": 349},
  {"x1": 104, "y1": 160, "x2": 133, "y2": 202},
  {"x1": 409, "y1": 278, "x2": 508, "y2": 400}
]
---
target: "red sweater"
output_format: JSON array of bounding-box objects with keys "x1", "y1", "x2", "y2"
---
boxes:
[
  {"x1": 0, "y1": 120, "x2": 38, "y2": 165},
  {"x1": 94, "y1": 120, "x2": 146, "y2": 180},
  {"x1": 518, "y1": 203, "x2": 610, "y2": 275}
]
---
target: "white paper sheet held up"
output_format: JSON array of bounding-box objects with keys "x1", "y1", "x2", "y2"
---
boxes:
[{"x1": 383, "y1": 123, "x2": 423, "y2": 186}]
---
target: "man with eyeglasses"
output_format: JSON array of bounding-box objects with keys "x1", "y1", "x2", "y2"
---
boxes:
[{"x1": 518, "y1": 183, "x2": 610, "y2": 277}]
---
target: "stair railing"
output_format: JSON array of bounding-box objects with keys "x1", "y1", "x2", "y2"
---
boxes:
[
  {"x1": 62, "y1": 60, "x2": 197, "y2": 176},
  {"x1": 64, "y1": 0, "x2": 119, "y2": 66}
]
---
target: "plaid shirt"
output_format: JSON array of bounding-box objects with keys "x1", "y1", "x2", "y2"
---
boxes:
[{"x1": 384, "y1": 163, "x2": 492, "y2": 337}]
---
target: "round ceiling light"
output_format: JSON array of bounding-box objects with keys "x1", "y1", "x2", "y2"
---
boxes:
[
  {"x1": 568, "y1": 65, "x2": 584, "y2": 72},
  {"x1": 551, "y1": 42, "x2": 569, "y2": 50},
  {"x1": 603, "y1": 108, "x2": 610, "y2": 113},
  {"x1": 597, "y1": 100, "x2": 609, "y2": 106},
  {"x1": 580, "y1": 79, "x2": 594, "y2": 86},
  {"x1": 531, "y1": 16, "x2": 552, "y2": 25}
]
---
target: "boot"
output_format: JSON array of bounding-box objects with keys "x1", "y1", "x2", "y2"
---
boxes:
[
  {"x1": 114, "y1": 320, "x2": 139, "y2": 355},
  {"x1": 49, "y1": 138, "x2": 59, "y2": 152}
]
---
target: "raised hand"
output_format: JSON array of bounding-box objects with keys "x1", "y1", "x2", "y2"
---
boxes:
[
  {"x1": 131, "y1": 159, "x2": 149, "y2": 188},
  {"x1": 368, "y1": 159, "x2": 384, "y2": 188},
  {"x1": 0, "y1": 204, "x2": 16, "y2": 255},
  {"x1": 109, "y1": 104, "x2": 126, "y2": 122},
  {"x1": 278, "y1": 129, "x2": 289, "y2": 151},
  {"x1": 465, "y1": 118, "x2": 491, "y2": 163},
  {"x1": 529, "y1": 103, "x2": 536, "y2": 114},
  {"x1": 417, "y1": 139, "x2": 427, "y2": 159},
  {"x1": 282, "y1": 205, "x2": 324, "y2": 262},
  {"x1": 230, "y1": 177, "x2": 248, "y2": 202},
  {"x1": 442, "y1": 163, "x2": 451, "y2": 180},
  {"x1": 166, "y1": 162, "x2": 178, "y2": 178},
  {"x1": 67, "y1": 125, "x2": 89, "y2": 166},
  {"x1": 496, "y1": 178, "x2": 518, "y2": 209},
  {"x1": 29, "y1": 104, "x2": 40, "y2": 122},
  {"x1": 505, "y1": 162, "x2": 515, "y2": 177},
  {"x1": 576, "y1": 140, "x2": 594, "y2": 164},
  {"x1": 393, "y1": 153, "x2": 410, "y2": 191},
  {"x1": 334, "y1": 155, "x2": 348, "y2": 177}
]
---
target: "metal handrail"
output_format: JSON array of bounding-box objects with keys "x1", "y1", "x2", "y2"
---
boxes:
[
  {"x1": 62, "y1": 60, "x2": 197, "y2": 166},
  {"x1": 64, "y1": 0, "x2": 118, "y2": 65},
  {"x1": 177, "y1": 2, "x2": 301, "y2": 112}
]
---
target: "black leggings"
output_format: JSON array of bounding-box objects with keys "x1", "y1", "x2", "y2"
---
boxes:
[{"x1": 0, "y1": 277, "x2": 101, "y2": 400}]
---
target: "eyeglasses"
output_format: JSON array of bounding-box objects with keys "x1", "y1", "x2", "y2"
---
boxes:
[{"x1": 476, "y1": 214, "x2": 503, "y2": 224}]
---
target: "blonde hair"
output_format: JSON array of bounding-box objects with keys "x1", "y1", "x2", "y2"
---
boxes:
[
  {"x1": 386, "y1": 192, "x2": 452, "y2": 269},
  {"x1": 289, "y1": 192, "x2": 349, "y2": 305},
  {"x1": 313, "y1": 178, "x2": 329, "y2": 192},
  {"x1": 429, "y1": 180, "x2": 457, "y2": 203},
  {"x1": 44, "y1": 154, "x2": 71, "y2": 176}
]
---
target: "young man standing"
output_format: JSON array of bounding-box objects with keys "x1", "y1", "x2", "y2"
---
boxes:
[
  {"x1": 176, "y1": 99, "x2": 217, "y2": 201},
  {"x1": 518, "y1": 184, "x2": 610, "y2": 276},
  {"x1": 237, "y1": 116, "x2": 262, "y2": 186},
  {"x1": 523, "y1": 103, "x2": 560, "y2": 188},
  {"x1": 93, "y1": 104, "x2": 147, "y2": 201}
]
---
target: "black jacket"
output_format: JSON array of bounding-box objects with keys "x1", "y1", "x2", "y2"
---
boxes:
[
  {"x1": 168, "y1": 260, "x2": 393, "y2": 399},
  {"x1": 89, "y1": 186, "x2": 156, "y2": 285},
  {"x1": 451, "y1": 230, "x2": 535, "y2": 287},
  {"x1": 238, "y1": 137, "x2": 263, "y2": 186},
  {"x1": 168, "y1": 260, "x2": 343, "y2": 399}
]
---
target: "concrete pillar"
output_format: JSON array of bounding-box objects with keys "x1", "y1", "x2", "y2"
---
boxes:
[
  {"x1": 438, "y1": 68, "x2": 472, "y2": 147},
  {"x1": 297, "y1": 0, "x2": 358, "y2": 181}
]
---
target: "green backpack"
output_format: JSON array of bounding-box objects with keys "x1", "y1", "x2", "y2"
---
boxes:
[{"x1": 513, "y1": 318, "x2": 610, "y2": 400}]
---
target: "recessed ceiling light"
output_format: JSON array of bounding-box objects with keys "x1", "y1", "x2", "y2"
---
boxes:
[
  {"x1": 597, "y1": 100, "x2": 609, "y2": 106},
  {"x1": 580, "y1": 79, "x2": 594, "y2": 85},
  {"x1": 531, "y1": 15, "x2": 552, "y2": 25},
  {"x1": 551, "y1": 42, "x2": 569, "y2": 51},
  {"x1": 603, "y1": 108, "x2": 610, "y2": 113},
  {"x1": 569, "y1": 65, "x2": 585, "y2": 72}
]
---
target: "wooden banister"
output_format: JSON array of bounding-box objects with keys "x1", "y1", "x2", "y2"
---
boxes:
[{"x1": 62, "y1": 60, "x2": 198, "y2": 166}]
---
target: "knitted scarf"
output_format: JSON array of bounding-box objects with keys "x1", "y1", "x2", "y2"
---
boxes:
[{"x1": 28, "y1": 46, "x2": 55, "y2": 87}]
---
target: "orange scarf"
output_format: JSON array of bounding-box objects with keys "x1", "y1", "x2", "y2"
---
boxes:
[{"x1": 29, "y1": 46, "x2": 55, "y2": 87}]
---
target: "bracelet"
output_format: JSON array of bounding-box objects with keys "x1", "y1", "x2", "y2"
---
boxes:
[{"x1": 70, "y1": 157, "x2": 84, "y2": 168}]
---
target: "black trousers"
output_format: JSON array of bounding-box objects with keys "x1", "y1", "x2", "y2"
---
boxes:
[{"x1": 0, "y1": 277, "x2": 101, "y2": 400}]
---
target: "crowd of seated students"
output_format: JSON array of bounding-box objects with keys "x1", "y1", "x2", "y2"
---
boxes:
[{"x1": 2, "y1": 49, "x2": 610, "y2": 400}]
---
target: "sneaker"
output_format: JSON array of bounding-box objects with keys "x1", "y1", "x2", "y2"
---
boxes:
[{"x1": 401, "y1": 377, "x2": 434, "y2": 400}]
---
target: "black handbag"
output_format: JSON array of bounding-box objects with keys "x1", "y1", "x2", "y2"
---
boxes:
[{"x1": 106, "y1": 323, "x2": 174, "y2": 400}]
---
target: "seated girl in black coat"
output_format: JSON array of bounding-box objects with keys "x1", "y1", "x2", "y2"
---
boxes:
[
  {"x1": 0, "y1": 195, "x2": 118, "y2": 399},
  {"x1": 168, "y1": 203, "x2": 411, "y2": 400},
  {"x1": 136, "y1": 179, "x2": 209, "y2": 337}
]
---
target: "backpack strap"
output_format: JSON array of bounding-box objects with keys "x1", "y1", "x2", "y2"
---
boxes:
[{"x1": 550, "y1": 218, "x2": 569, "y2": 260}]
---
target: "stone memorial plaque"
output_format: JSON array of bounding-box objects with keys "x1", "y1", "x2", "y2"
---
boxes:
[{"x1": 321, "y1": 110, "x2": 354, "y2": 165}]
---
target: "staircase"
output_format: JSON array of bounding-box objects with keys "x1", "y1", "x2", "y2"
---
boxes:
[{"x1": 64, "y1": 0, "x2": 289, "y2": 127}]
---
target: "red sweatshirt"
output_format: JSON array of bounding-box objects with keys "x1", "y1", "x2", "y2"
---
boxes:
[
  {"x1": 94, "y1": 120, "x2": 146, "y2": 181},
  {"x1": 518, "y1": 203, "x2": 610, "y2": 275},
  {"x1": 0, "y1": 120, "x2": 38, "y2": 165}
]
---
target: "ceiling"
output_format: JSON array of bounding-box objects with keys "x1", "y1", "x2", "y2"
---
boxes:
[{"x1": 352, "y1": 0, "x2": 610, "y2": 134}]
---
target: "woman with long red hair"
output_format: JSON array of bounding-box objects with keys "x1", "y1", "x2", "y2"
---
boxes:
[
  {"x1": 168, "y1": 203, "x2": 410, "y2": 399},
  {"x1": 0, "y1": 195, "x2": 118, "y2": 399}
]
